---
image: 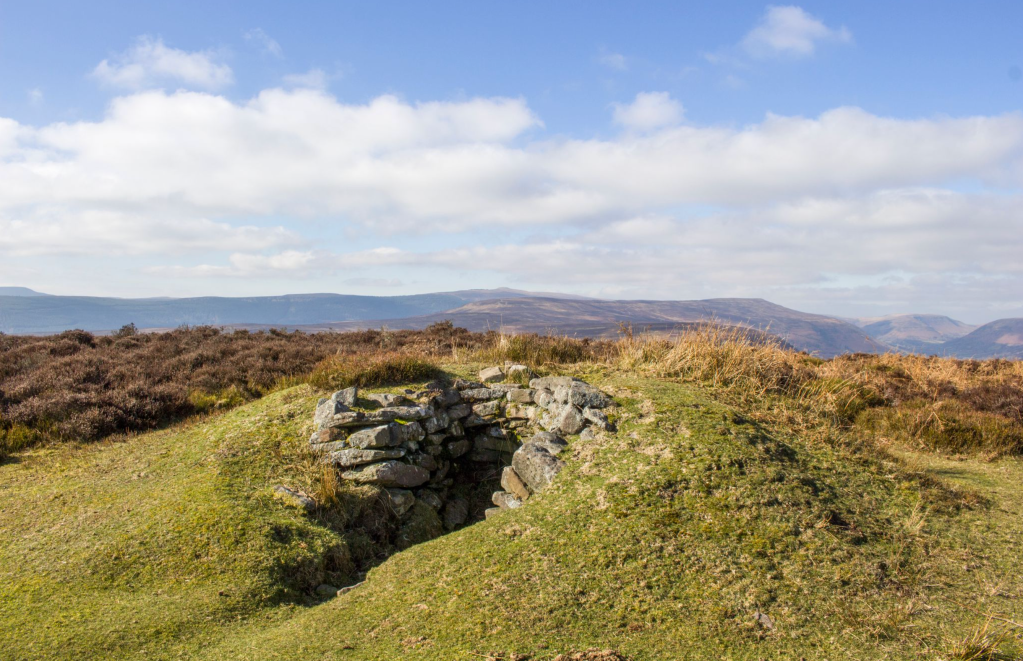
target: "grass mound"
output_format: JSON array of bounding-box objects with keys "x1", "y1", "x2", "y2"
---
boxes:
[{"x1": 4, "y1": 366, "x2": 1020, "y2": 659}]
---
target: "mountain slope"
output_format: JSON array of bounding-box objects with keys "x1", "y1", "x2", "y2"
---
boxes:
[
  {"x1": 940, "y1": 318, "x2": 1023, "y2": 359},
  {"x1": 297, "y1": 297, "x2": 885, "y2": 357},
  {"x1": 0, "y1": 286, "x2": 49, "y2": 297},
  {"x1": 856, "y1": 313, "x2": 976, "y2": 353},
  {"x1": 0, "y1": 289, "x2": 564, "y2": 335}
]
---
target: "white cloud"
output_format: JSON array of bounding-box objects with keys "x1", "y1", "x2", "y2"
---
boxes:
[
  {"x1": 91, "y1": 36, "x2": 233, "y2": 90},
  {"x1": 0, "y1": 208, "x2": 300, "y2": 257},
  {"x1": 3, "y1": 88, "x2": 1023, "y2": 317},
  {"x1": 612, "y1": 92, "x2": 684, "y2": 131},
  {"x1": 598, "y1": 49, "x2": 628, "y2": 71},
  {"x1": 244, "y1": 28, "x2": 283, "y2": 58},
  {"x1": 282, "y1": 68, "x2": 329, "y2": 90},
  {"x1": 742, "y1": 6, "x2": 852, "y2": 58},
  {"x1": 27, "y1": 88, "x2": 43, "y2": 106}
]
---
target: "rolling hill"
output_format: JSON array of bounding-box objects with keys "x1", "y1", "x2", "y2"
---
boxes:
[
  {"x1": 0, "y1": 288, "x2": 574, "y2": 335},
  {"x1": 287, "y1": 297, "x2": 885, "y2": 358},
  {"x1": 939, "y1": 318, "x2": 1023, "y2": 359},
  {"x1": 855, "y1": 313, "x2": 976, "y2": 353}
]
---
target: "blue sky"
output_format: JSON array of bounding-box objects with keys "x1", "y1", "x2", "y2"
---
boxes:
[{"x1": 1, "y1": 1, "x2": 1022, "y2": 322}]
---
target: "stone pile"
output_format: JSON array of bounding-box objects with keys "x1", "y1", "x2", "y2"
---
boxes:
[{"x1": 308, "y1": 363, "x2": 616, "y2": 528}]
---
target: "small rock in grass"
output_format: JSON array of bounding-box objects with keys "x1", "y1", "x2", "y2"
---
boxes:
[
  {"x1": 273, "y1": 485, "x2": 316, "y2": 513},
  {"x1": 479, "y1": 366, "x2": 505, "y2": 383},
  {"x1": 484, "y1": 507, "x2": 502, "y2": 520},
  {"x1": 315, "y1": 584, "x2": 339, "y2": 597},
  {"x1": 492, "y1": 490, "x2": 523, "y2": 509}
]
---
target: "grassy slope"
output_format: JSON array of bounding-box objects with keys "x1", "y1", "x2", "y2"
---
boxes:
[{"x1": 1, "y1": 369, "x2": 1021, "y2": 660}]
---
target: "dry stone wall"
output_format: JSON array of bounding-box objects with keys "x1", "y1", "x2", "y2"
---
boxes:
[{"x1": 306, "y1": 363, "x2": 616, "y2": 527}]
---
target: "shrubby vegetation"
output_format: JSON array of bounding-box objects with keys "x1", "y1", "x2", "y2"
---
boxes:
[{"x1": 3, "y1": 321, "x2": 1021, "y2": 462}]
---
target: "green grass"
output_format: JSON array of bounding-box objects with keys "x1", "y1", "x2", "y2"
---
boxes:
[{"x1": 2, "y1": 368, "x2": 1022, "y2": 660}]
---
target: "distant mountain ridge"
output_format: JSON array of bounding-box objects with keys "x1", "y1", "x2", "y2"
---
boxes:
[
  {"x1": 275, "y1": 297, "x2": 885, "y2": 358},
  {"x1": 939, "y1": 319, "x2": 1023, "y2": 359},
  {"x1": 1, "y1": 287, "x2": 1019, "y2": 359},
  {"x1": 0, "y1": 287, "x2": 49, "y2": 297},
  {"x1": 0, "y1": 289, "x2": 555, "y2": 335},
  {"x1": 855, "y1": 313, "x2": 977, "y2": 353}
]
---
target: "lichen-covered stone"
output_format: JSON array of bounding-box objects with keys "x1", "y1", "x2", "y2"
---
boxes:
[
  {"x1": 460, "y1": 388, "x2": 504, "y2": 403},
  {"x1": 333, "y1": 386, "x2": 358, "y2": 407},
  {"x1": 529, "y1": 376, "x2": 579, "y2": 390},
  {"x1": 472, "y1": 399, "x2": 502, "y2": 418},
  {"x1": 453, "y1": 379, "x2": 485, "y2": 390},
  {"x1": 583, "y1": 407, "x2": 612, "y2": 430},
  {"x1": 512, "y1": 441, "x2": 565, "y2": 493},
  {"x1": 533, "y1": 388, "x2": 555, "y2": 408},
  {"x1": 556, "y1": 404, "x2": 587, "y2": 435},
  {"x1": 341, "y1": 461, "x2": 430, "y2": 488},
  {"x1": 505, "y1": 403, "x2": 537, "y2": 420},
  {"x1": 529, "y1": 431, "x2": 569, "y2": 455},
  {"x1": 484, "y1": 507, "x2": 502, "y2": 519},
  {"x1": 507, "y1": 388, "x2": 536, "y2": 404},
  {"x1": 553, "y1": 382, "x2": 614, "y2": 409}
]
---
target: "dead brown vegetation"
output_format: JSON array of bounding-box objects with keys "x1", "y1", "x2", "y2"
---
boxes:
[{"x1": 2, "y1": 321, "x2": 1021, "y2": 461}]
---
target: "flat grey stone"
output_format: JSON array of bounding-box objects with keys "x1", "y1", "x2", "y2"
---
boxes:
[
  {"x1": 341, "y1": 461, "x2": 430, "y2": 488},
  {"x1": 446, "y1": 403, "x2": 471, "y2": 419},
  {"x1": 492, "y1": 491, "x2": 523, "y2": 510},
  {"x1": 326, "y1": 447, "x2": 404, "y2": 468},
  {"x1": 347, "y1": 425, "x2": 395, "y2": 449},
  {"x1": 364, "y1": 392, "x2": 411, "y2": 407},
  {"x1": 479, "y1": 366, "x2": 505, "y2": 383},
  {"x1": 390, "y1": 421, "x2": 425, "y2": 444},
  {"x1": 459, "y1": 388, "x2": 504, "y2": 403},
  {"x1": 529, "y1": 376, "x2": 579, "y2": 390}
]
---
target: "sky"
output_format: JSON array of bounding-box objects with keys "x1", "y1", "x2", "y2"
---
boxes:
[{"x1": 1, "y1": 1, "x2": 1022, "y2": 323}]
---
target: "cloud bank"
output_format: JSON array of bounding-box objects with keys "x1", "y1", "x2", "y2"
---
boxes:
[{"x1": 2, "y1": 86, "x2": 1022, "y2": 317}]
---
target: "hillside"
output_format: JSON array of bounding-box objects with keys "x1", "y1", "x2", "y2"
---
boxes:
[
  {"x1": 0, "y1": 289, "x2": 563, "y2": 335},
  {"x1": 856, "y1": 313, "x2": 976, "y2": 353},
  {"x1": 2, "y1": 357, "x2": 1021, "y2": 660},
  {"x1": 941, "y1": 318, "x2": 1023, "y2": 359},
  {"x1": 0, "y1": 287, "x2": 49, "y2": 297},
  {"x1": 295, "y1": 297, "x2": 884, "y2": 358}
]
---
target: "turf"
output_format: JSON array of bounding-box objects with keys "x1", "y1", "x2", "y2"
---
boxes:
[{"x1": 1, "y1": 369, "x2": 1021, "y2": 660}]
